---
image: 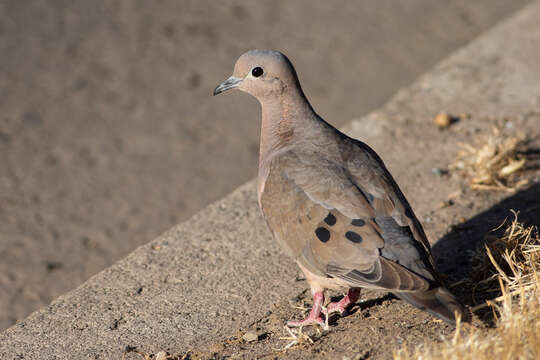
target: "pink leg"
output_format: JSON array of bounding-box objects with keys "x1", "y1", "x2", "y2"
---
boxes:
[
  {"x1": 287, "y1": 291, "x2": 325, "y2": 327},
  {"x1": 327, "y1": 288, "x2": 361, "y2": 315}
]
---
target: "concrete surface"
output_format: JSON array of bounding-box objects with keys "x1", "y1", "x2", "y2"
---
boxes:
[
  {"x1": 2, "y1": 1, "x2": 540, "y2": 359},
  {"x1": 0, "y1": 0, "x2": 532, "y2": 331}
]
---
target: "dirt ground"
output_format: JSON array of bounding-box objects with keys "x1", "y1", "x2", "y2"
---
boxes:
[
  {"x1": 119, "y1": 110, "x2": 540, "y2": 360},
  {"x1": 0, "y1": 0, "x2": 532, "y2": 332}
]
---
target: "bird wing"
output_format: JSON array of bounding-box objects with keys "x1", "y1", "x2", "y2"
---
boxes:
[{"x1": 260, "y1": 137, "x2": 437, "y2": 292}]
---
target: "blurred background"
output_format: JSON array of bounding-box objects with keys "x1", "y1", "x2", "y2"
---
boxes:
[{"x1": 0, "y1": 0, "x2": 530, "y2": 331}]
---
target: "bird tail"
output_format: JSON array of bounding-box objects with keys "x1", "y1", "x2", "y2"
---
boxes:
[{"x1": 394, "y1": 286, "x2": 469, "y2": 325}]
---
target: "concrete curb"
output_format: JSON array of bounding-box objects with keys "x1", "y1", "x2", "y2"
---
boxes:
[{"x1": 2, "y1": 1, "x2": 540, "y2": 358}]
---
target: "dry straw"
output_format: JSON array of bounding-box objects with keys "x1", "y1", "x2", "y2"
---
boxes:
[
  {"x1": 451, "y1": 127, "x2": 528, "y2": 192},
  {"x1": 394, "y1": 212, "x2": 540, "y2": 360}
]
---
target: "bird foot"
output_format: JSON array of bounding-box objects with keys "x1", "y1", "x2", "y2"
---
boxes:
[
  {"x1": 326, "y1": 301, "x2": 348, "y2": 316},
  {"x1": 287, "y1": 291, "x2": 326, "y2": 329},
  {"x1": 326, "y1": 288, "x2": 361, "y2": 316},
  {"x1": 288, "y1": 289, "x2": 361, "y2": 329},
  {"x1": 286, "y1": 316, "x2": 325, "y2": 328}
]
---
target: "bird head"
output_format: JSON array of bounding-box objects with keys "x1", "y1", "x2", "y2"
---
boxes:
[{"x1": 214, "y1": 49, "x2": 301, "y2": 100}]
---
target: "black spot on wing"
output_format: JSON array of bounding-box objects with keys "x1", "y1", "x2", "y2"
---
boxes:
[
  {"x1": 345, "y1": 231, "x2": 363, "y2": 243},
  {"x1": 351, "y1": 219, "x2": 366, "y2": 227},
  {"x1": 324, "y1": 213, "x2": 337, "y2": 226},
  {"x1": 315, "y1": 227, "x2": 330, "y2": 243}
]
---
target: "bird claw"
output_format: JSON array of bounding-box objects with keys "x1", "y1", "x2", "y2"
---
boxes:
[
  {"x1": 287, "y1": 308, "x2": 330, "y2": 331},
  {"x1": 326, "y1": 288, "x2": 361, "y2": 316},
  {"x1": 286, "y1": 316, "x2": 325, "y2": 328},
  {"x1": 287, "y1": 289, "x2": 360, "y2": 331},
  {"x1": 287, "y1": 291, "x2": 327, "y2": 329}
]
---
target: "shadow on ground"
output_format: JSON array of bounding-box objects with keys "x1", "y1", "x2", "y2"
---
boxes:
[{"x1": 433, "y1": 180, "x2": 540, "y2": 319}]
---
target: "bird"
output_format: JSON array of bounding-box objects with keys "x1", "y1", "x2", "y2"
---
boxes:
[{"x1": 214, "y1": 49, "x2": 467, "y2": 328}]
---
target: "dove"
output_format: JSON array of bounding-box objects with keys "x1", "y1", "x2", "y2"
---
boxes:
[{"x1": 214, "y1": 49, "x2": 467, "y2": 327}]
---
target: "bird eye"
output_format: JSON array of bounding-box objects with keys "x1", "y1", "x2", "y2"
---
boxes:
[{"x1": 251, "y1": 67, "x2": 263, "y2": 77}]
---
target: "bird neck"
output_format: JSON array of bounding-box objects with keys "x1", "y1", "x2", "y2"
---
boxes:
[{"x1": 259, "y1": 90, "x2": 315, "y2": 164}]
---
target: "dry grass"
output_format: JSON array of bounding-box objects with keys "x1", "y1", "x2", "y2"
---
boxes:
[
  {"x1": 394, "y1": 286, "x2": 540, "y2": 360},
  {"x1": 279, "y1": 325, "x2": 316, "y2": 350},
  {"x1": 394, "y1": 212, "x2": 540, "y2": 360},
  {"x1": 451, "y1": 127, "x2": 528, "y2": 192},
  {"x1": 468, "y1": 211, "x2": 540, "y2": 306}
]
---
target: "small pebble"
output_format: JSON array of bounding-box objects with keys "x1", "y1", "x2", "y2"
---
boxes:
[
  {"x1": 242, "y1": 330, "x2": 259, "y2": 342},
  {"x1": 433, "y1": 112, "x2": 451, "y2": 128},
  {"x1": 431, "y1": 167, "x2": 449, "y2": 177}
]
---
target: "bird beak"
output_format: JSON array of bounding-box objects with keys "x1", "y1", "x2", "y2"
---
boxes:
[{"x1": 213, "y1": 76, "x2": 242, "y2": 96}]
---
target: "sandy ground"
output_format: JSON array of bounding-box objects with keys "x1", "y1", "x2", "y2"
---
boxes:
[{"x1": 0, "y1": 0, "x2": 531, "y2": 331}]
